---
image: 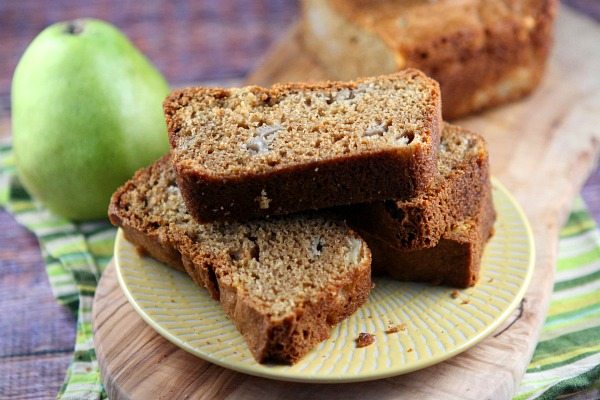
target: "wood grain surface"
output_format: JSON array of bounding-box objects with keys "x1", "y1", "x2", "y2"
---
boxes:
[{"x1": 92, "y1": 5, "x2": 600, "y2": 400}]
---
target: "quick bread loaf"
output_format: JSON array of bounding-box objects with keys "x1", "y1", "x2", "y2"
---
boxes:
[
  {"x1": 301, "y1": 0, "x2": 557, "y2": 119},
  {"x1": 164, "y1": 70, "x2": 441, "y2": 223},
  {"x1": 347, "y1": 124, "x2": 490, "y2": 250},
  {"x1": 109, "y1": 156, "x2": 372, "y2": 364}
]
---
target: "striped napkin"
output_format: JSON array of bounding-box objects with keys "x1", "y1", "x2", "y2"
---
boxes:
[
  {"x1": 1, "y1": 142, "x2": 599, "y2": 399},
  {"x1": 0, "y1": 143, "x2": 111, "y2": 400},
  {"x1": 515, "y1": 200, "x2": 600, "y2": 399}
]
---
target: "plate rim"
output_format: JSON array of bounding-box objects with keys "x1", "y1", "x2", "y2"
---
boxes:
[{"x1": 114, "y1": 177, "x2": 535, "y2": 383}]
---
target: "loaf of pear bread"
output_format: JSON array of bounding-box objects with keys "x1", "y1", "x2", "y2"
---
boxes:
[{"x1": 301, "y1": 0, "x2": 557, "y2": 119}]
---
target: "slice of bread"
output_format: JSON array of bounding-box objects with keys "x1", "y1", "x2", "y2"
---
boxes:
[
  {"x1": 301, "y1": 0, "x2": 557, "y2": 119},
  {"x1": 347, "y1": 124, "x2": 490, "y2": 250},
  {"x1": 362, "y1": 184, "x2": 496, "y2": 288},
  {"x1": 108, "y1": 156, "x2": 372, "y2": 364},
  {"x1": 164, "y1": 69, "x2": 441, "y2": 223}
]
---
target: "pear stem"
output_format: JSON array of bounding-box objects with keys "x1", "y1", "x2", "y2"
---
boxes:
[{"x1": 65, "y1": 20, "x2": 84, "y2": 35}]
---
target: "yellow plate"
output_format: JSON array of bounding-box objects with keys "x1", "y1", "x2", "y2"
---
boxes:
[{"x1": 114, "y1": 178, "x2": 534, "y2": 383}]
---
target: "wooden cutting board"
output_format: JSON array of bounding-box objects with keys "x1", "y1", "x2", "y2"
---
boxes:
[{"x1": 93, "y1": 7, "x2": 600, "y2": 399}]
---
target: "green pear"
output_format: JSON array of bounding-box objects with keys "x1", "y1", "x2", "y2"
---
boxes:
[{"x1": 12, "y1": 18, "x2": 170, "y2": 220}]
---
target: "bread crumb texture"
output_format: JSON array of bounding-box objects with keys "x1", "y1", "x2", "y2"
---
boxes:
[
  {"x1": 114, "y1": 157, "x2": 370, "y2": 319},
  {"x1": 166, "y1": 70, "x2": 439, "y2": 177},
  {"x1": 347, "y1": 123, "x2": 489, "y2": 250}
]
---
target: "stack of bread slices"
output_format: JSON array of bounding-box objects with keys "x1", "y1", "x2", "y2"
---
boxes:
[{"x1": 109, "y1": 69, "x2": 495, "y2": 365}]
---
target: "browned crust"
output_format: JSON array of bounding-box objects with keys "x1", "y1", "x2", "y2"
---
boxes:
[
  {"x1": 108, "y1": 160, "x2": 187, "y2": 273},
  {"x1": 120, "y1": 225, "x2": 186, "y2": 273},
  {"x1": 303, "y1": 0, "x2": 557, "y2": 119},
  {"x1": 425, "y1": 31, "x2": 552, "y2": 119},
  {"x1": 400, "y1": 0, "x2": 557, "y2": 119},
  {"x1": 108, "y1": 157, "x2": 373, "y2": 364},
  {"x1": 164, "y1": 70, "x2": 441, "y2": 223},
  {"x1": 179, "y1": 246, "x2": 221, "y2": 301},
  {"x1": 363, "y1": 184, "x2": 496, "y2": 288},
  {"x1": 455, "y1": 0, "x2": 556, "y2": 118},
  {"x1": 175, "y1": 143, "x2": 438, "y2": 223},
  {"x1": 348, "y1": 124, "x2": 489, "y2": 249}
]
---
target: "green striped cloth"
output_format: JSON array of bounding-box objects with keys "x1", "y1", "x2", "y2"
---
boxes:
[
  {"x1": 515, "y1": 200, "x2": 600, "y2": 399},
  {"x1": 1, "y1": 142, "x2": 599, "y2": 399},
  {"x1": 0, "y1": 142, "x2": 111, "y2": 400}
]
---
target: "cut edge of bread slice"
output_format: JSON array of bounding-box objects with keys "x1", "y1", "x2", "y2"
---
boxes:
[
  {"x1": 348, "y1": 123, "x2": 490, "y2": 250},
  {"x1": 362, "y1": 183, "x2": 496, "y2": 288}
]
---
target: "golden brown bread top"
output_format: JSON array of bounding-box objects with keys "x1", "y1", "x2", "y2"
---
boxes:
[{"x1": 328, "y1": 0, "x2": 553, "y2": 61}]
